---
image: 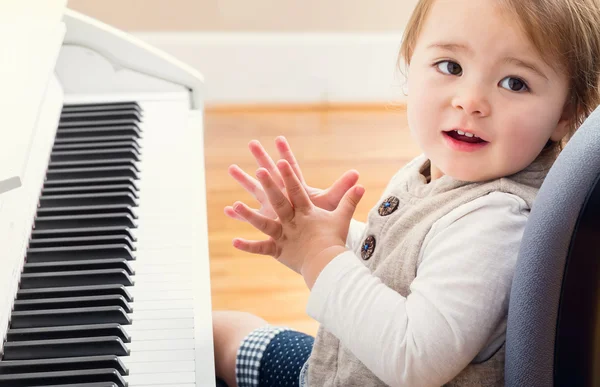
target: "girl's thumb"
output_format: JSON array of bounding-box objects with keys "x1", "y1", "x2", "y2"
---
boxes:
[{"x1": 338, "y1": 185, "x2": 365, "y2": 217}]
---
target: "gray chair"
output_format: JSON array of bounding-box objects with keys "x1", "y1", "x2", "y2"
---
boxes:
[{"x1": 506, "y1": 105, "x2": 600, "y2": 386}]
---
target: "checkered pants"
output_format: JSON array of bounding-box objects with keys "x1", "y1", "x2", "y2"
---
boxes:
[{"x1": 236, "y1": 326, "x2": 314, "y2": 387}]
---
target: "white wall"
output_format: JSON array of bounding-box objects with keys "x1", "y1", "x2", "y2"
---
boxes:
[{"x1": 68, "y1": 1, "x2": 417, "y2": 105}]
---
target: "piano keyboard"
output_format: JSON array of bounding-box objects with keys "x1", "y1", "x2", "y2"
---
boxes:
[{"x1": 0, "y1": 99, "x2": 214, "y2": 386}]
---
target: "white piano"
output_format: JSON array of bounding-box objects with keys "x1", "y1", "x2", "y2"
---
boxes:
[{"x1": 0, "y1": 1, "x2": 216, "y2": 386}]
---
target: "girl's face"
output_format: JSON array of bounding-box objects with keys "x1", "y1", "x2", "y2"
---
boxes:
[{"x1": 407, "y1": 0, "x2": 571, "y2": 182}]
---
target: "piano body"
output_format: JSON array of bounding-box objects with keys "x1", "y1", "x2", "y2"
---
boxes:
[{"x1": 0, "y1": 1, "x2": 216, "y2": 386}]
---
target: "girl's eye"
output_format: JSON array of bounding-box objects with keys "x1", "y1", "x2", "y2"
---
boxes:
[
  {"x1": 436, "y1": 60, "x2": 462, "y2": 76},
  {"x1": 500, "y1": 76, "x2": 529, "y2": 92}
]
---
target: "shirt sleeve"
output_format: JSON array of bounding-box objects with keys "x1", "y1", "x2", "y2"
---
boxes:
[
  {"x1": 306, "y1": 191, "x2": 529, "y2": 387},
  {"x1": 345, "y1": 218, "x2": 367, "y2": 251}
]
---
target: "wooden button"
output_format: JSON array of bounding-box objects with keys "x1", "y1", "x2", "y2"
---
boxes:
[
  {"x1": 378, "y1": 196, "x2": 399, "y2": 216},
  {"x1": 361, "y1": 235, "x2": 376, "y2": 260}
]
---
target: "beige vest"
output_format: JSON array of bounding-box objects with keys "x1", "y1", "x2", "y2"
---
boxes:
[{"x1": 307, "y1": 154, "x2": 553, "y2": 386}]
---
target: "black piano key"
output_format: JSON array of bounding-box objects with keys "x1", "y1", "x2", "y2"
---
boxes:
[
  {"x1": 17, "y1": 285, "x2": 133, "y2": 303},
  {"x1": 60, "y1": 110, "x2": 142, "y2": 123},
  {"x1": 0, "y1": 355, "x2": 128, "y2": 376},
  {"x1": 26, "y1": 244, "x2": 135, "y2": 263},
  {"x1": 45, "y1": 166, "x2": 139, "y2": 181},
  {"x1": 7, "y1": 324, "x2": 131, "y2": 343},
  {"x1": 56, "y1": 124, "x2": 141, "y2": 137},
  {"x1": 29, "y1": 383, "x2": 120, "y2": 387},
  {"x1": 31, "y1": 226, "x2": 136, "y2": 243},
  {"x1": 19, "y1": 269, "x2": 134, "y2": 289},
  {"x1": 36, "y1": 206, "x2": 137, "y2": 221},
  {"x1": 52, "y1": 139, "x2": 142, "y2": 152},
  {"x1": 50, "y1": 147, "x2": 141, "y2": 163},
  {"x1": 0, "y1": 368, "x2": 126, "y2": 386},
  {"x1": 49, "y1": 159, "x2": 140, "y2": 173},
  {"x1": 43, "y1": 177, "x2": 139, "y2": 190},
  {"x1": 61, "y1": 101, "x2": 142, "y2": 114},
  {"x1": 33, "y1": 213, "x2": 137, "y2": 230},
  {"x1": 42, "y1": 184, "x2": 139, "y2": 199},
  {"x1": 39, "y1": 192, "x2": 138, "y2": 208},
  {"x1": 54, "y1": 134, "x2": 140, "y2": 144},
  {"x1": 23, "y1": 259, "x2": 134, "y2": 275},
  {"x1": 13, "y1": 295, "x2": 133, "y2": 314},
  {"x1": 10, "y1": 307, "x2": 132, "y2": 329}
]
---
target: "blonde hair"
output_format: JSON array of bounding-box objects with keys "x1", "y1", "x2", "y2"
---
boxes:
[{"x1": 399, "y1": 0, "x2": 600, "y2": 152}]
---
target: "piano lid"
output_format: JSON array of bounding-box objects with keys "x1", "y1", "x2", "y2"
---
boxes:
[{"x1": 62, "y1": 9, "x2": 204, "y2": 111}]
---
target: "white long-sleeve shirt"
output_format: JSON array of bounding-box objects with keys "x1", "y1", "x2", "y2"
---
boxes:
[{"x1": 306, "y1": 191, "x2": 529, "y2": 386}]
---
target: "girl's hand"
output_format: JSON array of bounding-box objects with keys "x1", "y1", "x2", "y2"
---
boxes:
[
  {"x1": 224, "y1": 136, "x2": 359, "y2": 221},
  {"x1": 231, "y1": 159, "x2": 365, "y2": 288}
]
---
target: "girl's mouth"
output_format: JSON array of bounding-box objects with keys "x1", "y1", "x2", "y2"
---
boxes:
[{"x1": 443, "y1": 130, "x2": 489, "y2": 152}]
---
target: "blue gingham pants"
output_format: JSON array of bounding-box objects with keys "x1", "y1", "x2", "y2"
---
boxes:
[{"x1": 236, "y1": 326, "x2": 314, "y2": 387}]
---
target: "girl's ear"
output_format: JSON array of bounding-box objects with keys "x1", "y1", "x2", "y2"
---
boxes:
[{"x1": 550, "y1": 102, "x2": 575, "y2": 142}]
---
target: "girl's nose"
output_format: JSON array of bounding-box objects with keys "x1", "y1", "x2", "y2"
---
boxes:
[{"x1": 451, "y1": 84, "x2": 491, "y2": 117}]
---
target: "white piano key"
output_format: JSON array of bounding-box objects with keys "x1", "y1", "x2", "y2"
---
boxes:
[
  {"x1": 128, "y1": 290, "x2": 193, "y2": 301},
  {"x1": 132, "y1": 273, "x2": 194, "y2": 283},
  {"x1": 122, "y1": 349, "x2": 194, "y2": 364},
  {"x1": 130, "y1": 263, "x2": 194, "y2": 275},
  {"x1": 127, "y1": 372, "x2": 195, "y2": 386},
  {"x1": 130, "y1": 309, "x2": 194, "y2": 320},
  {"x1": 126, "y1": 328, "x2": 194, "y2": 340},
  {"x1": 129, "y1": 282, "x2": 193, "y2": 292},
  {"x1": 128, "y1": 338, "x2": 194, "y2": 351},
  {"x1": 126, "y1": 318, "x2": 194, "y2": 330},
  {"x1": 126, "y1": 360, "x2": 195, "y2": 374},
  {"x1": 132, "y1": 300, "x2": 194, "y2": 310}
]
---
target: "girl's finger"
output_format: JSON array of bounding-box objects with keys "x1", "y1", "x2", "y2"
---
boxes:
[
  {"x1": 233, "y1": 201, "x2": 282, "y2": 239},
  {"x1": 232, "y1": 237, "x2": 277, "y2": 257},
  {"x1": 275, "y1": 136, "x2": 306, "y2": 185},
  {"x1": 224, "y1": 206, "x2": 246, "y2": 222},
  {"x1": 256, "y1": 168, "x2": 294, "y2": 222},
  {"x1": 249, "y1": 140, "x2": 285, "y2": 190},
  {"x1": 277, "y1": 160, "x2": 311, "y2": 213},
  {"x1": 228, "y1": 165, "x2": 267, "y2": 203}
]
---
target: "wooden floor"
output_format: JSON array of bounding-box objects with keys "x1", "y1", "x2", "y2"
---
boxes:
[{"x1": 204, "y1": 105, "x2": 420, "y2": 336}]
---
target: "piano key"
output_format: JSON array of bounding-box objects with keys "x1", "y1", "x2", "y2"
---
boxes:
[
  {"x1": 2, "y1": 336, "x2": 130, "y2": 360},
  {"x1": 45, "y1": 166, "x2": 139, "y2": 181},
  {"x1": 50, "y1": 148, "x2": 141, "y2": 163},
  {"x1": 127, "y1": 372, "x2": 195, "y2": 386},
  {"x1": 129, "y1": 309, "x2": 193, "y2": 321},
  {"x1": 26, "y1": 244, "x2": 135, "y2": 262},
  {"x1": 52, "y1": 140, "x2": 142, "y2": 152},
  {"x1": 49, "y1": 159, "x2": 140, "y2": 173},
  {"x1": 131, "y1": 300, "x2": 192, "y2": 310},
  {"x1": 29, "y1": 383, "x2": 120, "y2": 387},
  {"x1": 13, "y1": 295, "x2": 133, "y2": 314},
  {"x1": 28, "y1": 235, "x2": 136, "y2": 251},
  {"x1": 36, "y1": 205, "x2": 137, "y2": 219},
  {"x1": 124, "y1": 290, "x2": 187, "y2": 301},
  {"x1": 124, "y1": 328, "x2": 193, "y2": 340},
  {"x1": 127, "y1": 338, "x2": 193, "y2": 352},
  {"x1": 10, "y1": 307, "x2": 132, "y2": 328},
  {"x1": 43, "y1": 176, "x2": 139, "y2": 189},
  {"x1": 17, "y1": 285, "x2": 133, "y2": 303},
  {"x1": 33, "y1": 213, "x2": 137, "y2": 229},
  {"x1": 122, "y1": 349, "x2": 194, "y2": 364},
  {"x1": 42, "y1": 184, "x2": 139, "y2": 198},
  {"x1": 56, "y1": 124, "x2": 141, "y2": 136},
  {"x1": 0, "y1": 369, "x2": 127, "y2": 387},
  {"x1": 60, "y1": 110, "x2": 142, "y2": 123},
  {"x1": 39, "y1": 192, "x2": 138, "y2": 207},
  {"x1": 31, "y1": 226, "x2": 137, "y2": 242},
  {"x1": 61, "y1": 102, "x2": 143, "y2": 114},
  {"x1": 0, "y1": 355, "x2": 128, "y2": 376},
  {"x1": 23, "y1": 259, "x2": 134, "y2": 275},
  {"x1": 54, "y1": 134, "x2": 141, "y2": 144},
  {"x1": 119, "y1": 319, "x2": 193, "y2": 331},
  {"x1": 19, "y1": 269, "x2": 134, "y2": 288},
  {"x1": 7, "y1": 324, "x2": 131, "y2": 343},
  {"x1": 125, "y1": 360, "x2": 193, "y2": 374}
]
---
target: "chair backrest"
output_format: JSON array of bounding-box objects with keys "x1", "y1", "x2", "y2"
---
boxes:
[{"x1": 505, "y1": 105, "x2": 600, "y2": 386}]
